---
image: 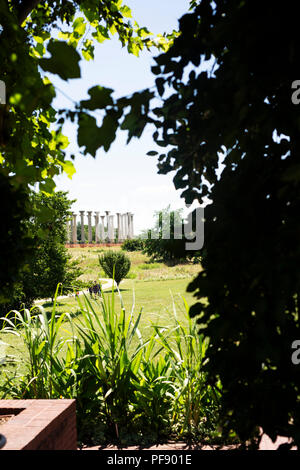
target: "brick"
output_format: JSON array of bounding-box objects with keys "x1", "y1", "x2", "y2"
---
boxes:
[{"x1": 0, "y1": 399, "x2": 77, "y2": 450}]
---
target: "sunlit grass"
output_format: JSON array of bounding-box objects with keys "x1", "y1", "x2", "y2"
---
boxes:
[
  {"x1": 67, "y1": 246, "x2": 202, "y2": 283},
  {"x1": 0, "y1": 283, "x2": 218, "y2": 446},
  {"x1": 0, "y1": 247, "x2": 205, "y2": 397},
  {"x1": 0, "y1": 278, "x2": 207, "y2": 383}
]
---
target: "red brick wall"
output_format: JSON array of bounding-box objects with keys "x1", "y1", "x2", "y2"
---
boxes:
[{"x1": 0, "y1": 399, "x2": 77, "y2": 450}]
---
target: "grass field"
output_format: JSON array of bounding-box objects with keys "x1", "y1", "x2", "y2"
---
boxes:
[
  {"x1": 0, "y1": 246, "x2": 204, "y2": 383},
  {"x1": 47, "y1": 246, "x2": 204, "y2": 328},
  {"x1": 69, "y1": 246, "x2": 202, "y2": 282},
  {"x1": 0, "y1": 246, "x2": 217, "y2": 448}
]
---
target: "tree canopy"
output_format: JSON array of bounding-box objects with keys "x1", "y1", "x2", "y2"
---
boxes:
[
  {"x1": 0, "y1": 0, "x2": 176, "y2": 301},
  {"x1": 1, "y1": 191, "x2": 81, "y2": 312},
  {"x1": 147, "y1": 0, "x2": 300, "y2": 448}
]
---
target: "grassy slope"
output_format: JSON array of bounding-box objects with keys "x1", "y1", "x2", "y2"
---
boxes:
[
  {"x1": 69, "y1": 246, "x2": 202, "y2": 283},
  {"x1": 0, "y1": 247, "x2": 204, "y2": 379}
]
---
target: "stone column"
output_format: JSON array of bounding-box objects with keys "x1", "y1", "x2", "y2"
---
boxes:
[
  {"x1": 129, "y1": 213, "x2": 134, "y2": 239},
  {"x1": 72, "y1": 213, "x2": 77, "y2": 244},
  {"x1": 126, "y1": 212, "x2": 130, "y2": 239},
  {"x1": 127, "y1": 212, "x2": 132, "y2": 239},
  {"x1": 105, "y1": 211, "x2": 110, "y2": 242},
  {"x1": 116, "y1": 213, "x2": 122, "y2": 242},
  {"x1": 100, "y1": 215, "x2": 105, "y2": 241},
  {"x1": 87, "y1": 211, "x2": 93, "y2": 243},
  {"x1": 120, "y1": 213, "x2": 125, "y2": 239},
  {"x1": 80, "y1": 211, "x2": 85, "y2": 243},
  {"x1": 107, "y1": 214, "x2": 114, "y2": 243},
  {"x1": 122, "y1": 213, "x2": 128, "y2": 239},
  {"x1": 94, "y1": 211, "x2": 100, "y2": 243}
]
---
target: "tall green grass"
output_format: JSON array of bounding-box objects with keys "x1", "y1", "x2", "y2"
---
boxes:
[{"x1": 0, "y1": 284, "x2": 221, "y2": 446}]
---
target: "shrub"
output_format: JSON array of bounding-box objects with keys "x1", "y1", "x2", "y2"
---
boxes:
[
  {"x1": 68, "y1": 279, "x2": 91, "y2": 291},
  {"x1": 141, "y1": 207, "x2": 199, "y2": 262},
  {"x1": 142, "y1": 236, "x2": 190, "y2": 262},
  {"x1": 98, "y1": 250, "x2": 131, "y2": 286},
  {"x1": 1, "y1": 191, "x2": 82, "y2": 312},
  {"x1": 121, "y1": 238, "x2": 144, "y2": 252}
]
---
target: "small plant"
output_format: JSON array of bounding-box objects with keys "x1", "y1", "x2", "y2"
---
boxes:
[{"x1": 98, "y1": 250, "x2": 131, "y2": 286}]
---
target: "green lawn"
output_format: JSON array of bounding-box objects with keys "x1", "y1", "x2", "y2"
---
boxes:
[
  {"x1": 69, "y1": 246, "x2": 202, "y2": 283},
  {"x1": 0, "y1": 248, "x2": 204, "y2": 384},
  {"x1": 39, "y1": 277, "x2": 199, "y2": 320}
]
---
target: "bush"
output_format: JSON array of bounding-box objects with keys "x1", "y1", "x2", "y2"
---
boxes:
[
  {"x1": 142, "y1": 236, "x2": 190, "y2": 262},
  {"x1": 121, "y1": 238, "x2": 144, "y2": 252},
  {"x1": 98, "y1": 250, "x2": 131, "y2": 286},
  {"x1": 141, "y1": 207, "x2": 199, "y2": 262},
  {"x1": 67, "y1": 278, "x2": 91, "y2": 292}
]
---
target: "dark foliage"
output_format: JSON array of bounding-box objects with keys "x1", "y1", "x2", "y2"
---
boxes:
[
  {"x1": 1, "y1": 191, "x2": 81, "y2": 313},
  {"x1": 144, "y1": 0, "x2": 300, "y2": 448},
  {"x1": 0, "y1": 0, "x2": 164, "y2": 311},
  {"x1": 121, "y1": 238, "x2": 144, "y2": 252},
  {"x1": 142, "y1": 209, "x2": 199, "y2": 262},
  {"x1": 0, "y1": 174, "x2": 34, "y2": 305},
  {"x1": 142, "y1": 233, "x2": 190, "y2": 262}
]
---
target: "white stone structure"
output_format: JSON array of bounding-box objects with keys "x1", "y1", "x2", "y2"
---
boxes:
[
  {"x1": 100, "y1": 215, "x2": 106, "y2": 241},
  {"x1": 87, "y1": 211, "x2": 93, "y2": 243},
  {"x1": 94, "y1": 212, "x2": 100, "y2": 243},
  {"x1": 80, "y1": 211, "x2": 85, "y2": 243},
  {"x1": 72, "y1": 213, "x2": 77, "y2": 244},
  {"x1": 68, "y1": 211, "x2": 134, "y2": 244}
]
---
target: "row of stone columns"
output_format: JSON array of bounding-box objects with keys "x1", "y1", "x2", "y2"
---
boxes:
[{"x1": 67, "y1": 211, "x2": 134, "y2": 244}]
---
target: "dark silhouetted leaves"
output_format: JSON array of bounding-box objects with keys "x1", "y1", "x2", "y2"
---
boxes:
[
  {"x1": 80, "y1": 86, "x2": 114, "y2": 110},
  {"x1": 39, "y1": 41, "x2": 81, "y2": 80}
]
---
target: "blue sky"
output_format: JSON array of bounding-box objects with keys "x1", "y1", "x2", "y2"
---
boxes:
[{"x1": 53, "y1": 0, "x2": 197, "y2": 234}]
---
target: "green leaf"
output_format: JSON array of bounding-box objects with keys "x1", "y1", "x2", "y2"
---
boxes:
[
  {"x1": 92, "y1": 25, "x2": 110, "y2": 44},
  {"x1": 61, "y1": 161, "x2": 76, "y2": 179},
  {"x1": 39, "y1": 41, "x2": 81, "y2": 80},
  {"x1": 82, "y1": 39, "x2": 94, "y2": 61},
  {"x1": 81, "y1": 86, "x2": 114, "y2": 110},
  {"x1": 120, "y1": 5, "x2": 132, "y2": 17},
  {"x1": 127, "y1": 40, "x2": 141, "y2": 57},
  {"x1": 77, "y1": 114, "x2": 100, "y2": 157},
  {"x1": 39, "y1": 178, "x2": 56, "y2": 195},
  {"x1": 73, "y1": 17, "x2": 86, "y2": 36},
  {"x1": 156, "y1": 77, "x2": 165, "y2": 97}
]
